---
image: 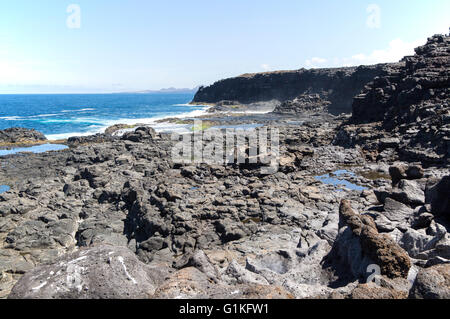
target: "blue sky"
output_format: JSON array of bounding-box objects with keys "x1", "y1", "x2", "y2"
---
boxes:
[{"x1": 0, "y1": 0, "x2": 449, "y2": 93}]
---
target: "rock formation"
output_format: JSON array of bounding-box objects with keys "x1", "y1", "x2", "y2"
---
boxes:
[
  {"x1": 335, "y1": 33, "x2": 450, "y2": 165},
  {"x1": 192, "y1": 65, "x2": 393, "y2": 115},
  {"x1": 0, "y1": 127, "x2": 47, "y2": 145}
]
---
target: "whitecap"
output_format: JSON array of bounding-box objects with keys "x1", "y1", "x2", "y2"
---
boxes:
[
  {"x1": 27, "y1": 113, "x2": 60, "y2": 118},
  {"x1": 0, "y1": 116, "x2": 23, "y2": 120},
  {"x1": 61, "y1": 108, "x2": 95, "y2": 113}
]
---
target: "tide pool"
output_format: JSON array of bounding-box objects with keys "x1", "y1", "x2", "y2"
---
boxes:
[
  {"x1": 0, "y1": 144, "x2": 68, "y2": 156},
  {"x1": 315, "y1": 170, "x2": 367, "y2": 191}
]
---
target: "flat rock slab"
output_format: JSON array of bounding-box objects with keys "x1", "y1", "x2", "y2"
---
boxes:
[{"x1": 8, "y1": 245, "x2": 169, "y2": 299}]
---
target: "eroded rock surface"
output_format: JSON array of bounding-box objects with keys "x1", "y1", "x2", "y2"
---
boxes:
[{"x1": 8, "y1": 245, "x2": 169, "y2": 299}]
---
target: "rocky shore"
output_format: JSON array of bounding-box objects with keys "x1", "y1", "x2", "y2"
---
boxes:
[
  {"x1": 0, "y1": 127, "x2": 47, "y2": 147},
  {"x1": 0, "y1": 33, "x2": 448, "y2": 299}
]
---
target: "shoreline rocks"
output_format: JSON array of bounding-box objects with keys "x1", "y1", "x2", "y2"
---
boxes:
[{"x1": 0, "y1": 127, "x2": 47, "y2": 147}]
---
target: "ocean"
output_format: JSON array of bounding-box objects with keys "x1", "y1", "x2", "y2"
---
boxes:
[{"x1": 0, "y1": 93, "x2": 209, "y2": 140}]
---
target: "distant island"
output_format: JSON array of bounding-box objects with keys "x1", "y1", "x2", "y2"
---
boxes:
[{"x1": 124, "y1": 87, "x2": 200, "y2": 94}]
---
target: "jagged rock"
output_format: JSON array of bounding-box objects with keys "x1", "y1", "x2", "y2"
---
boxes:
[
  {"x1": 67, "y1": 134, "x2": 115, "y2": 146},
  {"x1": 122, "y1": 127, "x2": 157, "y2": 143},
  {"x1": 409, "y1": 264, "x2": 450, "y2": 299},
  {"x1": 372, "y1": 197, "x2": 414, "y2": 231},
  {"x1": 406, "y1": 165, "x2": 425, "y2": 180},
  {"x1": 399, "y1": 229, "x2": 436, "y2": 259},
  {"x1": 336, "y1": 34, "x2": 450, "y2": 165},
  {"x1": 389, "y1": 179, "x2": 425, "y2": 207},
  {"x1": 8, "y1": 245, "x2": 169, "y2": 299}
]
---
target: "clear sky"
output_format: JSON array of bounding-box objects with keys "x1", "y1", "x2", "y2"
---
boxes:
[{"x1": 0, "y1": 0, "x2": 449, "y2": 93}]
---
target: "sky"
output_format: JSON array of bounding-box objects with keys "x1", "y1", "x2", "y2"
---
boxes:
[{"x1": 0, "y1": 0, "x2": 449, "y2": 94}]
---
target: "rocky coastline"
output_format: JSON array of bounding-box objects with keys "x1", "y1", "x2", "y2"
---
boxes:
[{"x1": 0, "y1": 32, "x2": 448, "y2": 299}]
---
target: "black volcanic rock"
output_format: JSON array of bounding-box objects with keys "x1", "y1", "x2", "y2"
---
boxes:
[
  {"x1": 352, "y1": 34, "x2": 449, "y2": 126},
  {"x1": 272, "y1": 94, "x2": 331, "y2": 114},
  {"x1": 335, "y1": 33, "x2": 450, "y2": 165},
  {"x1": 192, "y1": 65, "x2": 393, "y2": 115},
  {"x1": 0, "y1": 127, "x2": 47, "y2": 144}
]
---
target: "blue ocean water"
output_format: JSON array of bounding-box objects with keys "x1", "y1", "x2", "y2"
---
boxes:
[{"x1": 0, "y1": 93, "x2": 207, "y2": 139}]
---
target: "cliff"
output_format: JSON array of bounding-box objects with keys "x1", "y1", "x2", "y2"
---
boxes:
[
  {"x1": 192, "y1": 65, "x2": 395, "y2": 115},
  {"x1": 335, "y1": 33, "x2": 450, "y2": 165},
  {"x1": 351, "y1": 33, "x2": 449, "y2": 126}
]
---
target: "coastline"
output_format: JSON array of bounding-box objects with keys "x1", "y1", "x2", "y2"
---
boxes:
[{"x1": 0, "y1": 32, "x2": 448, "y2": 300}]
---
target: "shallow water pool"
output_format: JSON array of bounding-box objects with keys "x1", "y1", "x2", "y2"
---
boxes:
[
  {"x1": 315, "y1": 169, "x2": 367, "y2": 192},
  {"x1": 0, "y1": 144, "x2": 68, "y2": 156},
  {"x1": 0, "y1": 185, "x2": 10, "y2": 193}
]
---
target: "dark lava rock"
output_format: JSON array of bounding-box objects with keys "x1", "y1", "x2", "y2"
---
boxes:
[
  {"x1": 0, "y1": 127, "x2": 47, "y2": 144},
  {"x1": 272, "y1": 94, "x2": 331, "y2": 114},
  {"x1": 67, "y1": 133, "x2": 115, "y2": 146},
  {"x1": 338, "y1": 33, "x2": 450, "y2": 165},
  {"x1": 192, "y1": 65, "x2": 391, "y2": 115},
  {"x1": 426, "y1": 175, "x2": 450, "y2": 222}
]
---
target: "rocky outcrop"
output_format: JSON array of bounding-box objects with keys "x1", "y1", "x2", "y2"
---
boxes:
[
  {"x1": 192, "y1": 65, "x2": 392, "y2": 115},
  {"x1": 331, "y1": 200, "x2": 411, "y2": 280},
  {"x1": 335, "y1": 33, "x2": 449, "y2": 165},
  {"x1": 0, "y1": 127, "x2": 47, "y2": 145}
]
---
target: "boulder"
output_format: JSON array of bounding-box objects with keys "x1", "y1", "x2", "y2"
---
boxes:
[
  {"x1": 409, "y1": 264, "x2": 450, "y2": 299},
  {"x1": 334, "y1": 200, "x2": 411, "y2": 279},
  {"x1": 389, "y1": 179, "x2": 425, "y2": 207},
  {"x1": 8, "y1": 245, "x2": 169, "y2": 299},
  {"x1": 426, "y1": 175, "x2": 450, "y2": 222}
]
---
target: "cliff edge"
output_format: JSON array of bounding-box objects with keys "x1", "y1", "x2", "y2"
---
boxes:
[{"x1": 192, "y1": 64, "x2": 396, "y2": 115}]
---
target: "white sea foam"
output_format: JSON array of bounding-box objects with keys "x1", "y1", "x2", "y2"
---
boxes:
[
  {"x1": 0, "y1": 116, "x2": 23, "y2": 120},
  {"x1": 46, "y1": 131, "x2": 101, "y2": 140},
  {"x1": 27, "y1": 113, "x2": 60, "y2": 118},
  {"x1": 227, "y1": 109, "x2": 272, "y2": 115},
  {"x1": 45, "y1": 106, "x2": 211, "y2": 140},
  {"x1": 173, "y1": 103, "x2": 208, "y2": 107},
  {"x1": 61, "y1": 108, "x2": 95, "y2": 113}
]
